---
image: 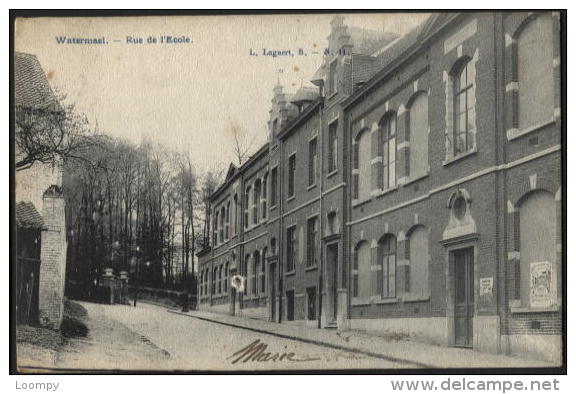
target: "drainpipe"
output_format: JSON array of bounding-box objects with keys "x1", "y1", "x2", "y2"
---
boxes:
[{"x1": 318, "y1": 101, "x2": 325, "y2": 329}]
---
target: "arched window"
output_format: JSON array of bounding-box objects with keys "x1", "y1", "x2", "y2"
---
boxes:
[
  {"x1": 233, "y1": 194, "x2": 239, "y2": 235},
  {"x1": 519, "y1": 190, "x2": 557, "y2": 307},
  {"x1": 253, "y1": 179, "x2": 261, "y2": 224},
  {"x1": 199, "y1": 270, "x2": 203, "y2": 296},
  {"x1": 224, "y1": 262, "x2": 229, "y2": 293},
  {"x1": 517, "y1": 14, "x2": 554, "y2": 130},
  {"x1": 352, "y1": 241, "x2": 371, "y2": 299},
  {"x1": 244, "y1": 254, "x2": 250, "y2": 294},
  {"x1": 354, "y1": 129, "x2": 371, "y2": 200},
  {"x1": 213, "y1": 211, "x2": 219, "y2": 245},
  {"x1": 408, "y1": 93, "x2": 429, "y2": 178},
  {"x1": 219, "y1": 206, "x2": 225, "y2": 242},
  {"x1": 380, "y1": 113, "x2": 397, "y2": 190},
  {"x1": 407, "y1": 226, "x2": 429, "y2": 296},
  {"x1": 261, "y1": 247, "x2": 267, "y2": 294},
  {"x1": 378, "y1": 234, "x2": 397, "y2": 298},
  {"x1": 253, "y1": 251, "x2": 260, "y2": 295},
  {"x1": 261, "y1": 173, "x2": 268, "y2": 220},
  {"x1": 218, "y1": 265, "x2": 222, "y2": 294},
  {"x1": 244, "y1": 186, "x2": 251, "y2": 228},
  {"x1": 226, "y1": 201, "x2": 230, "y2": 240},
  {"x1": 452, "y1": 59, "x2": 475, "y2": 156}
]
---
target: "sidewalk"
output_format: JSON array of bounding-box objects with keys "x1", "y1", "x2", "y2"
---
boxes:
[{"x1": 171, "y1": 308, "x2": 557, "y2": 369}]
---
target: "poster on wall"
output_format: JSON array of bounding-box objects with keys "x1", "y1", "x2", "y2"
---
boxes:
[{"x1": 530, "y1": 261, "x2": 557, "y2": 308}]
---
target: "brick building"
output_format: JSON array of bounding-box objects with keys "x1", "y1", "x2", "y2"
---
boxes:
[
  {"x1": 197, "y1": 12, "x2": 562, "y2": 363},
  {"x1": 15, "y1": 52, "x2": 68, "y2": 329}
]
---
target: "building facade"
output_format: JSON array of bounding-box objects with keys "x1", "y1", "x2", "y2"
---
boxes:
[
  {"x1": 15, "y1": 52, "x2": 68, "y2": 329},
  {"x1": 197, "y1": 12, "x2": 562, "y2": 363}
]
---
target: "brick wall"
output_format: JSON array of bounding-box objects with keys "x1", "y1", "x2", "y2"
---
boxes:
[{"x1": 38, "y1": 189, "x2": 67, "y2": 329}]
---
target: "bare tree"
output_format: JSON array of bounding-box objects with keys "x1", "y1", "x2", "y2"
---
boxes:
[
  {"x1": 228, "y1": 120, "x2": 256, "y2": 166},
  {"x1": 15, "y1": 93, "x2": 95, "y2": 171}
]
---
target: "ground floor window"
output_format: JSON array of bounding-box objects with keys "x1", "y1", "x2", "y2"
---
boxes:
[{"x1": 306, "y1": 286, "x2": 317, "y2": 320}]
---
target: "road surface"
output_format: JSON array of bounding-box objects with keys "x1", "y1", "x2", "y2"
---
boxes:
[{"x1": 49, "y1": 301, "x2": 408, "y2": 371}]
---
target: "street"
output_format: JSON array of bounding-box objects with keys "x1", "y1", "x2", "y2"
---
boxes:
[{"x1": 36, "y1": 301, "x2": 408, "y2": 371}]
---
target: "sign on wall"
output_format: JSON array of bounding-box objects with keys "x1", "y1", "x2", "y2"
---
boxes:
[
  {"x1": 479, "y1": 277, "x2": 493, "y2": 296},
  {"x1": 530, "y1": 261, "x2": 557, "y2": 308},
  {"x1": 231, "y1": 275, "x2": 245, "y2": 293}
]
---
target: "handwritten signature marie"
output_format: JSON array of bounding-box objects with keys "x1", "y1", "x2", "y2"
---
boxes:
[{"x1": 227, "y1": 339, "x2": 321, "y2": 364}]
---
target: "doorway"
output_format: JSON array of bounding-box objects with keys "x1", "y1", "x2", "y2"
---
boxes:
[
  {"x1": 453, "y1": 248, "x2": 474, "y2": 347},
  {"x1": 326, "y1": 243, "x2": 339, "y2": 322},
  {"x1": 270, "y1": 263, "x2": 276, "y2": 321},
  {"x1": 286, "y1": 290, "x2": 295, "y2": 321}
]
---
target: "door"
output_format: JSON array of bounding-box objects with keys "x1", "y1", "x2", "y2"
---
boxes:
[
  {"x1": 230, "y1": 288, "x2": 236, "y2": 316},
  {"x1": 286, "y1": 290, "x2": 295, "y2": 321},
  {"x1": 454, "y1": 248, "x2": 474, "y2": 347},
  {"x1": 326, "y1": 243, "x2": 339, "y2": 321},
  {"x1": 270, "y1": 263, "x2": 276, "y2": 321}
]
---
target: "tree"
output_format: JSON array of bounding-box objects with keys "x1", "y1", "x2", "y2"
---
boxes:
[
  {"x1": 15, "y1": 93, "x2": 95, "y2": 171},
  {"x1": 228, "y1": 119, "x2": 256, "y2": 166}
]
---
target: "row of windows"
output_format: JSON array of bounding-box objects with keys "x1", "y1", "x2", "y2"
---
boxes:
[
  {"x1": 353, "y1": 14, "x2": 555, "y2": 201},
  {"x1": 353, "y1": 226, "x2": 429, "y2": 300},
  {"x1": 287, "y1": 121, "x2": 338, "y2": 199},
  {"x1": 199, "y1": 262, "x2": 230, "y2": 297}
]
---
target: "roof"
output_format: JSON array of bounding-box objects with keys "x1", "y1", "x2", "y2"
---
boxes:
[
  {"x1": 14, "y1": 52, "x2": 60, "y2": 111},
  {"x1": 15, "y1": 201, "x2": 46, "y2": 230},
  {"x1": 348, "y1": 27, "x2": 398, "y2": 55},
  {"x1": 291, "y1": 86, "x2": 320, "y2": 105}
]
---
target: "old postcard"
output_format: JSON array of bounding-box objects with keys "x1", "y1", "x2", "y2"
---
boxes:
[{"x1": 12, "y1": 11, "x2": 564, "y2": 373}]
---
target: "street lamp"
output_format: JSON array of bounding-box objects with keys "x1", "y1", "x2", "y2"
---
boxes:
[{"x1": 133, "y1": 245, "x2": 140, "y2": 307}]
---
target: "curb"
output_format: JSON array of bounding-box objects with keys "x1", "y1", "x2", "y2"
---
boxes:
[{"x1": 168, "y1": 309, "x2": 433, "y2": 368}]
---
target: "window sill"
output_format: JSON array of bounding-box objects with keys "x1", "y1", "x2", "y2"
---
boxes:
[
  {"x1": 401, "y1": 171, "x2": 430, "y2": 188},
  {"x1": 442, "y1": 148, "x2": 477, "y2": 166},
  {"x1": 402, "y1": 293, "x2": 430, "y2": 303},
  {"x1": 327, "y1": 91, "x2": 338, "y2": 101},
  {"x1": 371, "y1": 185, "x2": 399, "y2": 199},
  {"x1": 374, "y1": 297, "x2": 399, "y2": 305},
  {"x1": 286, "y1": 195, "x2": 295, "y2": 203},
  {"x1": 307, "y1": 183, "x2": 317, "y2": 191},
  {"x1": 507, "y1": 118, "x2": 555, "y2": 141},
  {"x1": 351, "y1": 298, "x2": 371, "y2": 306},
  {"x1": 327, "y1": 170, "x2": 338, "y2": 179},
  {"x1": 305, "y1": 265, "x2": 318, "y2": 272},
  {"x1": 352, "y1": 197, "x2": 371, "y2": 209},
  {"x1": 284, "y1": 270, "x2": 296, "y2": 277},
  {"x1": 270, "y1": 205, "x2": 277, "y2": 211},
  {"x1": 509, "y1": 305, "x2": 560, "y2": 314}
]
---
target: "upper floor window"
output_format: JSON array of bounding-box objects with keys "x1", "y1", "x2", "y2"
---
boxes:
[
  {"x1": 328, "y1": 121, "x2": 338, "y2": 173},
  {"x1": 327, "y1": 60, "x2": 337, "y2": 96},
  {"x1": 517, "y1": 14, "x2": 554, "y2": 130},
  {"x1": 244, "y1": 186, "x2": 251, "y2": 228},
  {"x1": 225, "y1": 202, "x2": 230, "y2": 240},
  {"x1": 453, "y1": 60, "x2": 476, "y2": 156},
  {"x1": 270, "y1": 167, "x2": 278, "y2": 207},
  {"x1": 213, "y1": 211, "x2": 219, "y2": 245},
  {"x1": 309, "y1": 137, "x2": 317, "y2": 186},
  {"x1": 408, "y1": 93, "x2": 429, "y2": 178},
  {"x1": 287, "y1": 154, "x2": 296, "y2": 198},
  {"x1": 261, "y1": 173, "x2": 268, "y2": 220},
  {"x1": 380, "y1": 113, "x2": 397, "y2": 190},
  {"x1": 253, "y1": 179, "x2": 261, "y2": 225},
  {"x1": 354, "y1": 129, "x2": 371, "y2": 200}
]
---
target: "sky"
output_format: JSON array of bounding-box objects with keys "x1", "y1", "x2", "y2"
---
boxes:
[{"x1": 15, "y1": 13, "x2": 428, "y2": 174}]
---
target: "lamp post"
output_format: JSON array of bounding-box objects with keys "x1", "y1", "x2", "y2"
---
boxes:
[{"x1": 133, "y1": 245, "x2": 140, "y2": 307}]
